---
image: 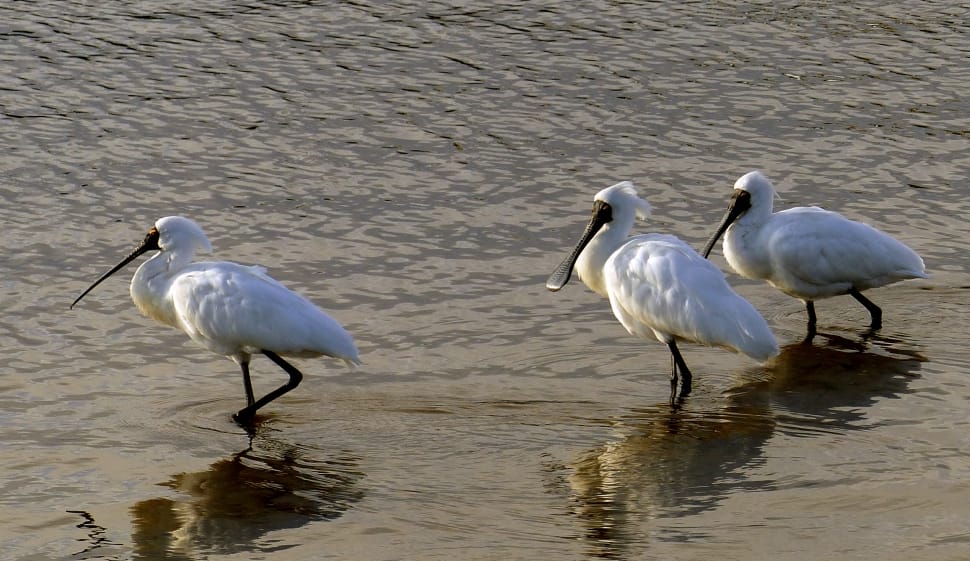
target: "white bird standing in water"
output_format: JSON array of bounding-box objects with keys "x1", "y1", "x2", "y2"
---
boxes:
[
  {"x1": 702, "y1": 171, "x2": 927, "y2": 334},
  {"x1": 71, "y1": 216, "x2": 360, "y2": 426},
  {"x1": 547, "y1": 182, "x2": 779, "y2": 401}
]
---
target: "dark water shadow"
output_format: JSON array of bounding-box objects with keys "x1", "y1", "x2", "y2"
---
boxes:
[
  {"x1": 728, "y1": 331, "x2": 927, "y2": 431},
  {"x1": 66, "y1": 509, "x2": 125, "y2": 560},
  {"x1": 561, "y1": 332, "x2": 926, "y2": 559},
  {"x1": 128, "y1": 432, "x2": 364, "y2": 560}
]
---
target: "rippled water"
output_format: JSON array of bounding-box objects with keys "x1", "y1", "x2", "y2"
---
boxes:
[{"x1": 2, "y1": 1, "x2": 969, "y2": 560}]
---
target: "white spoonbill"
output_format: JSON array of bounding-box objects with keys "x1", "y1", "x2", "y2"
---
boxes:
[
  {"x1": 547, "y1": 182, "x2": 779, "y2": 401},
  {"x1": 702, "y1": 171, "x2": 927, "y2": 334},
  {"x1": 71, "y1": 216, "x2": 360, "y2": 426}
]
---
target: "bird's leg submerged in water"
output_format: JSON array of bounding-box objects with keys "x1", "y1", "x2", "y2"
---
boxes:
[
  {"x1": 240, "y1": 358, "x2": 256, "y2": 407},
  {"x1": 669, "y1": 352, "x2": 676, "y2": 400},
  {"x1": 803, "y1": 290, "x2": 882, "y2": 336},
  {"x1": 233, "y1": 350, "x2": 305, "y2": 426},
  {"x1": 848, "y1": 287, "x2": 882, "y2": 330},
  {"x1": 666, "y1": 340, "x2": 692, "y2": 402}
]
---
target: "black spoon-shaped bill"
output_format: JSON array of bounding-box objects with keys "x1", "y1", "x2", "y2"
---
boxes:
[
  {"x1": 702, "y1": 189, "x2": 752, "y2": 258},
  {"x1": 70, "y1": 226, "x2": 162, "y2": 309},
  {"x1": 546, "y1": 200, "x2": 612, "y2": 291}
]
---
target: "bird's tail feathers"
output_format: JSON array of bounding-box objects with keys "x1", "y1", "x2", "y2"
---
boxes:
[{"x1": 342, "y1": 357, "x2": 361, "y2": 369}]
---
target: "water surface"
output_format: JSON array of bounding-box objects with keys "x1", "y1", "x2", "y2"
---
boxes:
[{"x1": 2, "y1": 1, "x2": 969, "y2": 560}]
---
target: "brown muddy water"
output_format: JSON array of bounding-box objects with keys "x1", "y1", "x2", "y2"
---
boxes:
[{"x1": 2, "y1": 2, "x2": 969, "y2": 560}]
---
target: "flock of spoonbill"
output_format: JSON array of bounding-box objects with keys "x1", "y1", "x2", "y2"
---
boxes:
[
  {"x1": 546, "y1": 181, "x2": 778, "y2": 400},
  {"x1": 70, "y1": 171, "x2": 926, "y2": 423},
  {"x1": 548, "y1": 172, "x2": 925, "y2": 400}
]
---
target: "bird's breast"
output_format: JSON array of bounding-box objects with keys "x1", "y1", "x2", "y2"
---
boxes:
[
  {"x1": 723, "y1": 225, "x2": 772, "y2": 281},
  {"x1": 130, "y1": 262, "x2": 181, "y2": 328}
]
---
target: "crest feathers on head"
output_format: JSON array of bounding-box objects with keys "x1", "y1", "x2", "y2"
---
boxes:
[{"x1": 596, "y1": 181, "x2": 652, "y2": 221}]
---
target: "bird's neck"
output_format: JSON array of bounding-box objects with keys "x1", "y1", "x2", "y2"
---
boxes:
[
  {"x1": 723, "y1": 214, "x2": 772, "y2": 281},
  {"x1": 575, "y1": 221, "x2": 628, "y2": 298},
  {"x1": 130, "y1": 252, "x2": 184, "y2": 329}
]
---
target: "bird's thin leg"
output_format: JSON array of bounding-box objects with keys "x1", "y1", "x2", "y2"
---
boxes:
[
  {"x1": 668, "y1": 352, "x2": 678, "y2": 403},
  {"x1": 233, "y1": 350, "x2": 304, "y2": 425},
  {"x1": 848, "y1": 287, "x2": 882, "y2": 330},
  {"x1": 240, "y1": 359, "x2": 255, "y2": 407},
  {"x1": 666, "y1": 340, "x2": 692, "y2": 400},
  {"x1": 805, "y1": 300, "x2": 817, "y2": 335}
]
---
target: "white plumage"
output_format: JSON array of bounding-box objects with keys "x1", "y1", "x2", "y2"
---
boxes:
[
  {"x1": 703, "y1": 171, "x2": 927, "y2": 332},
  {"x1": 605, "y1": 235, "x2": 779, "y2": 362},
  {"x1": 72, "y1": 216, "x2": 359, "y2": 425},
  {"x1": 547, "y1": 181, "x2": 779, "y2": 400}
]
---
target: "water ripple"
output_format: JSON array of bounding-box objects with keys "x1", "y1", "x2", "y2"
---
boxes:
[{"x1": 2, "y1": 1, "x2": 970, "y2": 559}]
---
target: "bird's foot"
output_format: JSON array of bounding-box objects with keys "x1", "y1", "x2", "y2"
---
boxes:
[
  {"x1": 668, "y1": 379, "x2": 691, "y2": 407},
  {"x1": 232, "y1": 408, "x2": 256, "y2": 428},
  {"x1": 800, "y1": 328, "x2": 817, "y2": 345},
  {"x1": 861, "y1": 325, "x2": 881, "y2": 343},
  {"x1": 679, "y1": 376, "x2": 692, "y2": 399}
]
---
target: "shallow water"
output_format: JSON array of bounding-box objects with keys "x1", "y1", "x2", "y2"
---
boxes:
[{"x1": 2, "y1": 1, "x2": 969, "y2": 560}]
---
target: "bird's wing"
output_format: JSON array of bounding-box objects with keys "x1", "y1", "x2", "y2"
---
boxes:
[
  {"x1": 168, "y1": 262, "x2": 359, "y2": 363},
  {"x1": 605, "y1": 235, "x2": 777, "y2": 359},
  {"x1": 768, "y1": 208, "x2": 925, "y2": 290}
]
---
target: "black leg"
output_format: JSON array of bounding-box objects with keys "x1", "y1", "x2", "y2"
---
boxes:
[
  {"x1": 666, "y1": 340, "x2": 692, "y2": 400},
  {"x1": 801, "y1": 300, "x2": 818, "y2": 343},
  {"x1": 240, "y1": 358, "x2": 255, "y2": 407},
  {"x1": 668, "y1": 352, "x2": 678, "y2": 403},
  {"x1": 805, "y1": 301, "x2": 817, "y2": 332},
  {"x1": 848, "y1": 287, "x2": 882, "y2": 330},
  {"x1": 233, "y1": 350, "x2": 304, "y2": 425}
]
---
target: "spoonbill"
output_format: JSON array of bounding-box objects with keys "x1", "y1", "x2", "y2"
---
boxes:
[
  {"x1": 547, "y1": 181, "x2": 779, "y2": 401},
  {"x1": 702, "y1": 171, "x2": 927, "y2": 334},
  {"x1": 71, "y1": 216, "x2": 360, "y2": 426}
]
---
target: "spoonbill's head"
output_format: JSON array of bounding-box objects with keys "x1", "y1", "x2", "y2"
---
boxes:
[
  {"x1": 702, "y1": 171, "x2": 776, "y2": 258},
  {"x1": 154, "y1": 216, "x2": 213, "y2": 256},
  {"x1": 546, "y1": 181, "x2": 651, "y2": 291},
  {"x1": 70, "y1": 216, "x2": 212, "y2": 309}
]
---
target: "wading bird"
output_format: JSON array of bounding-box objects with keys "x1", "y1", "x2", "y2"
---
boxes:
[
  {"x1": 547, "y1": 181, "x2": 778, "y2": 401},
  {"x1": 71, "y1": 216, "x2": 360, "y2": 426},
  {"x1": 702, "y1": 171, "x2": 927, "y2": 334}
]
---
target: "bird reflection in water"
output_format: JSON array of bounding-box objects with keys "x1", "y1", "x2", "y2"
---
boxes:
[
  {"x1": 731, "y1": 331, "x2": 926, "y2": 426},
  {"x1": 129, "y1": 433, "x2": 363, "y2": 559},
  {"x1": 563, "y1": 332, "x2": 925, "y2": 559}
]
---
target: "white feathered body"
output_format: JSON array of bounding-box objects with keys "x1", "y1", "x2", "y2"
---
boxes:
[
  {"x1": 598, "y1": 234, "x2": 778, "y2": 361},
  {"x1": 128, "y1": 218, "x2": 359, "y2": 367},
  {"x1": 723, "y1": 205, "x2": 927, "y2": 301}
]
